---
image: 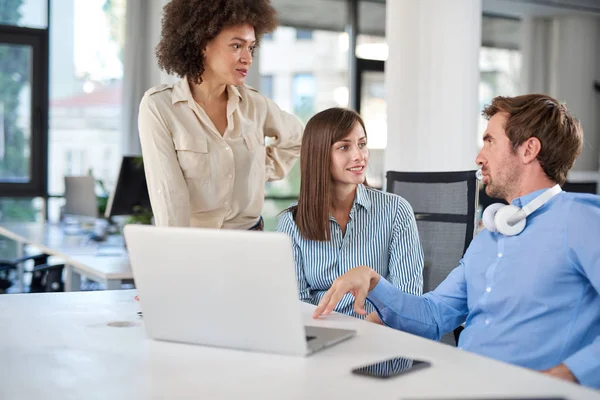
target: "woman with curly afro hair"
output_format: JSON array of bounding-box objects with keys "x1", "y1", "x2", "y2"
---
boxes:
[{"x1": 138, "y1": 0, "x2": 302, "y2": 230}]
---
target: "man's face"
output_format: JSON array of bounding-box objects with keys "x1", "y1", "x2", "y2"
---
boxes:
[{"x1": 476, "y1": 112, "x2": 521, "y2": 201}]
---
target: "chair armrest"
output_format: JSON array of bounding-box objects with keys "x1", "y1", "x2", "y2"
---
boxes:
[
  {"x1": 0, "y1": 264, "x2": 16, "y2": 272},
  {"x1": 32, "y1": 264, "x2": 65, "y2": 273},
  {"x1": 15, "y1": 254, "x2": 49, "y2": 264},
  {"x1": 0, "y1": 254, "x2": 49, "y2": 268}
]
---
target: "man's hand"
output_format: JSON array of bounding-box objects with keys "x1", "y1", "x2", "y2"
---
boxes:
[
  {"x1": 365, "y1": 311, "x2": 384, "y2": 325},
  {"x1": 541, "y1": 364, "x2": 578, "y2": 383},
  {"x1": 313, "y1": 266, "x2": 380, "y2": 319}
]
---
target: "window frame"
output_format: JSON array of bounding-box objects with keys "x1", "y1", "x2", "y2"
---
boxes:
[{"x1": 0, "y1": 24, "x2": 49, "y2": 198}]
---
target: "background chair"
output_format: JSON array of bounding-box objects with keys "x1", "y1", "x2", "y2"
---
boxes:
[
  {"x1": 0, "y1": 254, "x2": 65, "y2": 294},
  {"x1": 386, "y1": 170, "x2": 479, "y2": 346}
]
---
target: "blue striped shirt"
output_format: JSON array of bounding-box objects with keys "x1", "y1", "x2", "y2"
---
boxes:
[{"x1": 276, "y1": 184, "x2": 424, "y2": 318}]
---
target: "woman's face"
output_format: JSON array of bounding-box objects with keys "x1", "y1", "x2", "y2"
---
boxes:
[
  {"x1": 203, "y1": 23, "x2": 256, "y2": 86},
  {"x1": 330, "y1": 122, "x2": 369, "y2": 186}
]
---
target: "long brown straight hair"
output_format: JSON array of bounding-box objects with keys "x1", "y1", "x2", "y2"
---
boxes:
[{"x1": 290, "y1": 108, "x2": 367, "y2": 241}]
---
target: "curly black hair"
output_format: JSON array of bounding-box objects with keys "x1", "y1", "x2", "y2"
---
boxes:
[{"x1": 156, "y1": 0, "x2": 278, "y2": 84}]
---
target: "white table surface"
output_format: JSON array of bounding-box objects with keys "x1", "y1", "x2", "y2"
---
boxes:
[
  {"x1": 0, "y1": 290, "x2": 598, "y2": 400},
  {"x1": 0, "y1": 222, "x2": 132, "y2": 284}
]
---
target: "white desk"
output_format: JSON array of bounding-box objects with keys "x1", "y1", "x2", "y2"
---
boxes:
[
  {"x1": 0, "y1": 290, "x2": 597, "y2": 400},
  {"x1": 0, "y1": 222, "x2": 132, "y2": 291}
]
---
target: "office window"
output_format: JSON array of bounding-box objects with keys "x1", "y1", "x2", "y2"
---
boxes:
[
  {"x1": 292, "y1": 73, "x2": 316, "y2": 124},
  {"x1": 478, "y1": 47, "x2": 522, "y2": 145},
  {"x1": 356, "y1": 35, "x2": 387, "y2": 61},
  {"x1": 0, "y1": 43, "x2": 32, "y2": 184},
  {"x1": 260, "y1": 75, "x2": 274, "y2": 99},
  {"x1": 295, "y1": 29, "x2": 313, "y2": 40},
  {"x1": 0, "y1": 0, "x2": 48, "y2": 29},
  {"x1": 47, "y1": 0, "x2": 125, "y2": 223},
  {"x1": 0, "y1": 1, "x2": 48, "y2": 202},
  {"x1": 0, "y1": 197, "x2": 43, "y2": 223}
]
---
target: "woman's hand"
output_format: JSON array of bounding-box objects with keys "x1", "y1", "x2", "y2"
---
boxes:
[{"x1": 313, "y1": 266, "x2": 380, "y2": 318}]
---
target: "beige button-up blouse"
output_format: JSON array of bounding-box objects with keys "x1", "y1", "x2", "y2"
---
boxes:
[{"x1": 138, "y1": 79, "x2": 302, "y2": 229}]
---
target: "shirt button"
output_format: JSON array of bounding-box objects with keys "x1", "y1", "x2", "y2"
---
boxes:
[
  {"x1": 486, "y1": 287, "x2": 491, "y2": 293},
  {"x1": 228, "y1": 174, "x2": 233, "y2": 178},
  {"x1": 224, "y1": 201, "x2": 229, "y2": 205},
  {"x1": 485, "y1": 319, "x2": 490, "y2": 325},
  {"x1": 497, "y1": 253, "x2": 503, "y2": 258},
  {"x1": 225, "y1": 146, "x2": 230, "y2": 151},
  {"x1": 157, "y1": 189, "x2": 161, "y2": 194}
]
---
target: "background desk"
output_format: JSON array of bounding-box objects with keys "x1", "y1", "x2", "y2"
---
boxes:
[
  {"x1": 0, "y1": 222, "x2": 132, "y2": 291},
  {"x1": 0, "y1": 290, "x2": 597, "y2": 400}
]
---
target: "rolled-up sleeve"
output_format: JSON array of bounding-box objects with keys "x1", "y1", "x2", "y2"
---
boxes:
[
  {"x1": 262, "y1": 98, "x2": 303, "y2": 181},
  {"x1": 138, "y1": 94, "x2": 191, "y2": 227}
]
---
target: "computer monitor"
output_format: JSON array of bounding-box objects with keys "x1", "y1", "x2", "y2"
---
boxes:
[
  {"x1": 104, "y1": 156, "x2": 152, "y2": 219},
  {"x1": 64, "y1": 176, "x2": 98, "y2": 220}
]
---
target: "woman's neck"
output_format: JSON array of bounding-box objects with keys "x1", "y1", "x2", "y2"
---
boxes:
[
  {"x1": 190, "y1": 76, "x2": 228, "y2": 104},
  {"x1": 330, "y1": 183, "x2": 358, "y2": 215}
]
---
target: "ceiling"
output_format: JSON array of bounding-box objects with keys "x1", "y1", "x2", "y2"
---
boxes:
[{"x1": 271, "y1": 0, "x2": 600, "y2": 50}]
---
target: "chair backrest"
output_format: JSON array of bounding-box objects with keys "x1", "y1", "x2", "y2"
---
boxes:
[
  {"x1": 386, "y1": 170, "x2": 478, "y2": 294},
  {"x1": 562, "y1": 180, "x2": 598, "y2": 195}
]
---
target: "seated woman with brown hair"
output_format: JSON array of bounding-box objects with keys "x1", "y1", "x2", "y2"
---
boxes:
[{"x1": 276, "y1": 108, "x2": 424, "y2": 319}]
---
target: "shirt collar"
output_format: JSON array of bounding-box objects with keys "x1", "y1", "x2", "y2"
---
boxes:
[
  {"x1": 512, "y1": 187, "x2": 554, "y2": 208},
  {"x1": 353, "y1": 184, "x2": 372, "y2": 213},
  {"x1": 171, "y1": 78, "x2": 243, "y2": 106},
  {"x1": 328, "y1": 184, "x2": 372, "y2": 222}
]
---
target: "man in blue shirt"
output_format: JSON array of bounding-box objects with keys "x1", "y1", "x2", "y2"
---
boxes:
[{"x1": 312, "y1": 94, "x2": 600, "y2": 389}]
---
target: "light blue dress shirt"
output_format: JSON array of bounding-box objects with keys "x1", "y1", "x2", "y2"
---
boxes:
[
  {"x1": 277, "y1": 184, "x2": 424, "y2": 318},
  {"x1": 367, "y1": 189, "x2": 600, "y2": 388}
]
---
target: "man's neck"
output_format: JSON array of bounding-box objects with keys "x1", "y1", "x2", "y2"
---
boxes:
[{"x1": 507, "y1": 176, "x2": 557, "y2": 204}]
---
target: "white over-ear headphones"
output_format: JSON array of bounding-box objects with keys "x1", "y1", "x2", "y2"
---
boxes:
[{"x1": 482, "y1": 184, "x2": 562, "y2": 236}]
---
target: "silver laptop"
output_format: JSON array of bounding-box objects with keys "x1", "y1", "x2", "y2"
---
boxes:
[{"x1": 124, "y1": 225, "x2": 355, "y2": 356}]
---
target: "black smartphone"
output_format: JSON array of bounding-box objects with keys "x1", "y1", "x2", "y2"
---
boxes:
[{"x1": 351, "y1": 357, "x2": 431, "y2": 379}]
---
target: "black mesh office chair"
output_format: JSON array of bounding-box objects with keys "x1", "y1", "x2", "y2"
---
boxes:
[
  {"x1": 386, "y1": 170, "x2": 479, "y2": 346},
  {"x1": 562, "y1": 181, "x2": 598, "y2": 195},
  {"x1": 0, "y1": 254, "x2": 65, "y2": 293}
]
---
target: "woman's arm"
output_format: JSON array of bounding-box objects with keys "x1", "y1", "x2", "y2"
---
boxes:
[
  {"x1": 138, "y1": 95, "x2": 191, "y2": 227},
  {"x1": 262, "y1": 97, "x2": 303, "y2": 181}
]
